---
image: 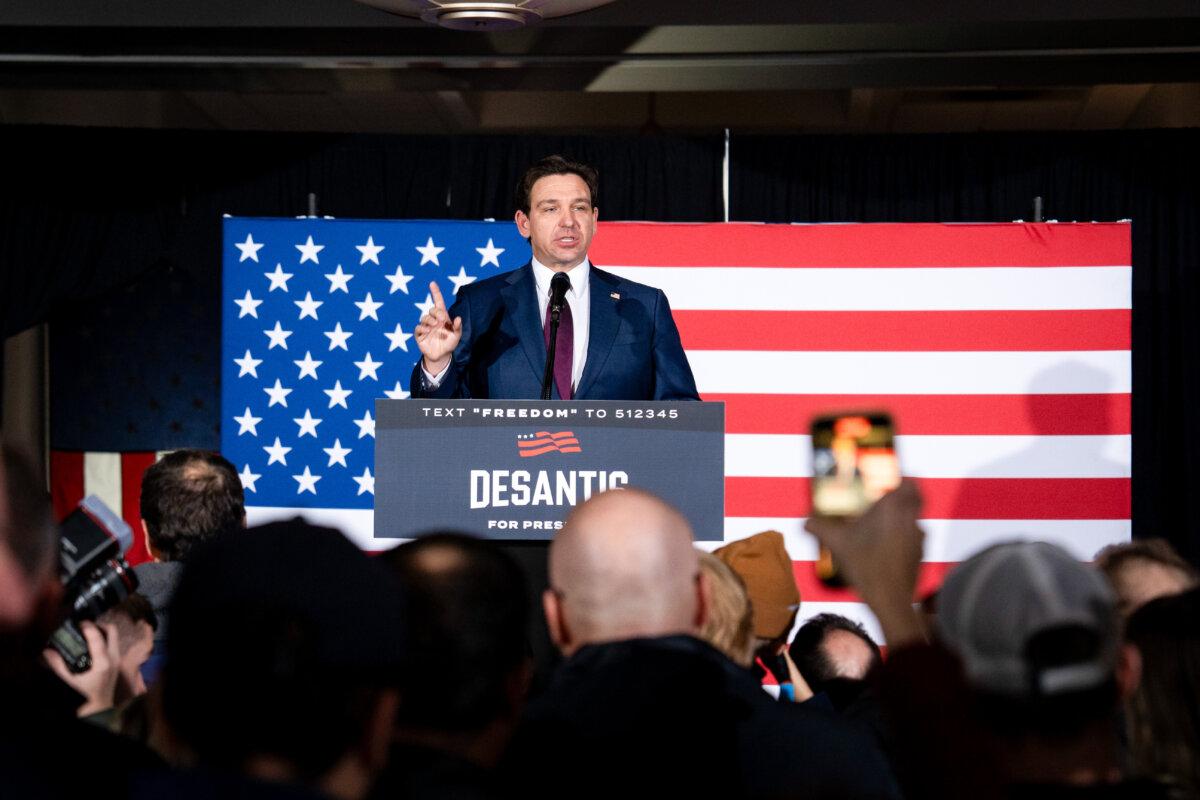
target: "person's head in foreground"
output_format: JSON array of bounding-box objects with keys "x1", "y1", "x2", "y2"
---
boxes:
[
  {"x1": 1123, "y1": 587, "x2": 1200, "y2": 798},
  {"x1": 544, "y1": 487, "x2": 705, "y2": 655},
  {"x1": 937, "y1": 541, "x2": 1139, "y2": 787},
  {"x1": 139, "y1": 449, "x2": 245, "y2": 562},
  {"x1": 713, "y1": 530, "x2": 800, "y2": 671},
  {"x1": 789, "y1": 613, "x2": 882, "y2": 692},
  {"x1": 1094, "y1": 538, "x2": 1198, "y2": 618},
  {"x1": 0, "y1": 444, "x2": 59, "y2": 682},
  {"x1": 161, "y1": 519, "x2": 405, "y2": 799},
  {"x1": 521, "y1": 488, "x2": 903, "y2": 800},
  {"x1": 382, "y1": 532, "x2": 530, "y2": 769},
  {"x1": 97, "y1": 593, "x2": 157, "y2": 707}
]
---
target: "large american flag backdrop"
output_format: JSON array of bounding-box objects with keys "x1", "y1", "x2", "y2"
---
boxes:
[{"x1": 53, "y1": 218, "x2": 1132, "y2": 642}]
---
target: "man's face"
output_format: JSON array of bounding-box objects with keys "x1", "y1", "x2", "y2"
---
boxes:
[{"x1": 515, "y1": 173, "x2": 598, "y2": 272}]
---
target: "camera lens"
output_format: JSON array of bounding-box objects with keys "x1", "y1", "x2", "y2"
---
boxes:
[{"x1": 71, "y1": 559, "x2": 137, "y2": 620}]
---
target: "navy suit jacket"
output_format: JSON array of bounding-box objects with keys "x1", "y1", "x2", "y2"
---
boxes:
[{"x1": 410, "y1": 263, "x2": 700, "y2": 400}]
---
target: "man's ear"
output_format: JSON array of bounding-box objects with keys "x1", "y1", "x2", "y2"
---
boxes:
[
  {"x1": 141, "y1": 520, "x2": 163, "y2": 563},
  {"x1": 241, "y1": 513, "x2": 248, "y2": 529},
  {"x1": 514, "y1": 209, "x2": 530, "y2": 238},
  {"x1": 543, "y1": 589, "x2": 572, "y2": 656}
]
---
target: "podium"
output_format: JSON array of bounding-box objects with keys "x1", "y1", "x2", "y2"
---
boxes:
[{"x1": 375, "y1": 399, "x2": 725, "y2": 541}]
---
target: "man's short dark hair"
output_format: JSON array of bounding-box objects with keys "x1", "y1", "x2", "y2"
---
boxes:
[
  {"x1": 383, "y1": 532, "x2": 529, "y2": 732},
  {"x1": 139, "y1": 450, "x2": 244, "y2": 561},
  {"x1": 789, "y1": 613, "x2": 882, "y2": 689},
  {"x1": 101, "y1": 592, "x2": 158, "y2": 631},
  {"x1": 1094, "y1": 538, "x2": 1199, "y2": 585},
  {"x1": 513, "y1": 155, "x2": 599, "y2": 216}
]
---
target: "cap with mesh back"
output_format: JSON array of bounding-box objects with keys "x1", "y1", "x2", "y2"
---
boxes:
[{"x1": 936, "y1": 541, "x2": 1118, "y2": 699}]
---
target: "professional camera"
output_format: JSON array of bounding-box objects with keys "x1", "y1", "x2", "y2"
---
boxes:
[{"x1": 47, "y1": 496, "x2": 139, "y2": 673}]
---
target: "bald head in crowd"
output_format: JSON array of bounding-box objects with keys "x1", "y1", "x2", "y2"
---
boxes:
[{"x1": 543, "y1": 488, "x2": 705, "y2": 656}]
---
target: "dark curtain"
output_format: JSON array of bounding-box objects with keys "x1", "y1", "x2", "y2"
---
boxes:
[
  {"x1": 730, "y1": 129, "x2": 1200, "y2": 564},
  {"x1": 446, "y1": 135, "x2": 724, "y2": 222}
]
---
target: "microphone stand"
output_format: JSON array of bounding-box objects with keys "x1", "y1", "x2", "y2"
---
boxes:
[{"x1": 541, "y1": 302, "x2": 562, "y2": 400}]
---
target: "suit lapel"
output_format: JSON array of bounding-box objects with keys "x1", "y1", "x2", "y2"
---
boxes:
[
  {"x1": 500, "y1": 263, "x2": 548, "y2": 384},
  {"x1": 575, "y1": 267, "x2": 620, "y2": 399}
]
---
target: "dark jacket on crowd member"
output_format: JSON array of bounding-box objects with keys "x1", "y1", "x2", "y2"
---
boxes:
[
  {"x1": 503, "y1": 635, "x2": 900, "y2": 800},
  {"x1": 0, "y1": 666, "x2": 163, "y2": 798},
  {"x1": 372, "y1": 744, "x2": 499, "y2": 800}
]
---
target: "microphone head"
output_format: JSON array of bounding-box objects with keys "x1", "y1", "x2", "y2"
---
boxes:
[{"x1": 550, "y1": 272, "x2": 570, "y2": 304}]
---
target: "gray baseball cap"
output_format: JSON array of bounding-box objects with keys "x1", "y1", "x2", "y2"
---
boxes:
[{"x1": 936, "y1": 541, "x2": 1118, "y2": 698}]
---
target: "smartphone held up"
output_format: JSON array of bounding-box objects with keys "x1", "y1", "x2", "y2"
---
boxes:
[{"x1": 810, "y1": 412, "x2": 901, "y2": 586}]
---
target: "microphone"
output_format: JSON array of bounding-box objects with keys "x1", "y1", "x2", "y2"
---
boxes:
[
  {"x1": 549, "y1": 272, "x2": 570, "y2": 320},
  {"x1": 542, "y1": 272, "x2": 571, "y2": 400}
]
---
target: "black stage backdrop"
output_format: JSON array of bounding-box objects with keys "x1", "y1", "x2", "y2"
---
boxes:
[{"x1": 1, "y1": 125, "x2": 1195, "y2": 564}]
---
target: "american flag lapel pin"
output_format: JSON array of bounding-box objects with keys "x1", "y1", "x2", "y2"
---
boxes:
[{"x1": 610, "y1": 292, "x2": 620, "y2": 300}]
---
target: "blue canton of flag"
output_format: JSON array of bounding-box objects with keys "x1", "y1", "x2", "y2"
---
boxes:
[{"x1": 221, "y1": 217, "x2": 530, "y2": 517}]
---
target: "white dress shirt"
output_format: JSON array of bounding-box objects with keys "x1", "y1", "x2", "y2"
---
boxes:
[{"x1": 422, "y1": 257, "x2": 592, "y2": 393}]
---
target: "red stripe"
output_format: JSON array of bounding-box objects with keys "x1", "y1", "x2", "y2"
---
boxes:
[
  {"x1": 519, "y1": 444, "x2": 582, "y2": 457},
  {"x1": 49, "y1": 450, "x2": 85, "y2": 522},
  {"x1": 121, "y1": 453, "x2": 157, "y2": 567},
  {"x1": 591, "y1": 222, "x2": 1130, "y2": 268},
  {"x1": 726, "y1": 477, "x2": 1131, "y2": 519},
  {"x1": 519, "y1": 446, "x2": 560, "y2": 458},
  {"x1": 519, "y1": 437, "x2": 580, "y2": 448},
  {"x1": 676, "y1": 309, "x2": 1131, "y2": 352},
  {"x1": 793, "y1": 561, "x2": 954, "y2": 605},
  {"x1": 714, "y1": 393, "x2": 1131, "y2": 436}
]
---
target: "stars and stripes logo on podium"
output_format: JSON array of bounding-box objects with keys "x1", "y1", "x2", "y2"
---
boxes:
[{"x1": 517, "y1": 431, "x2": 583, "y2": 457}]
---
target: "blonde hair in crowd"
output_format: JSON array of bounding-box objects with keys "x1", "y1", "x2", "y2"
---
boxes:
[{"x1": 697, "y1": 551, "x2": 755, "y2": 668}]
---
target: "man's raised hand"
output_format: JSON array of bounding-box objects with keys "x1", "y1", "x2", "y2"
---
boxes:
[
  {"x1": 805, "y1": 480, "x2": 928, "y2": 647},
  {"x1": 415, "y1": 281, "x2": 462, "y2": 374}
]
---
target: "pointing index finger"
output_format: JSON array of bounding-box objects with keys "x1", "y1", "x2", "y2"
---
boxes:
[{"x1": 429, "y1": 281, "x2": 447, "y2": 312}]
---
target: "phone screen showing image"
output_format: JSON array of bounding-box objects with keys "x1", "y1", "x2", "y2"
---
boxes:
[{"x1": 811, "y1": 413, "x2": 900, "y2": 519}]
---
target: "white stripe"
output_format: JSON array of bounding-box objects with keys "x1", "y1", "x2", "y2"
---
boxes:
[
  {"x1": 725, "y1": 433, "x2": 1131, "y2": 478},
  {"x1": 83, "y1": 452, "x2": 123, "y2": 519},
  {"x1": 605, "y1": 266, "x2": 1132, "y2": 311},
  {"x1": 710, "y1": 517, "x2": 1130, "y2": 562},
  {"x1": 689, "y1": 350, "x2": 1130, "y2": 394}
]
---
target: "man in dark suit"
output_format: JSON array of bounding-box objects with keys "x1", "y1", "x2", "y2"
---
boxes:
[{"x1": 411, "y1": 156, "x2": 699, "y2": 401}]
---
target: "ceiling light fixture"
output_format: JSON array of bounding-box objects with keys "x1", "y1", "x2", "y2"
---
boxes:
[{"x1": 355, "y1": 0, "x2": 617, "y2": 32}]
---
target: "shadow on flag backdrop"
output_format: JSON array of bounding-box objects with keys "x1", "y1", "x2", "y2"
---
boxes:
[{"x1": 59, "y1": 217, "x2": 1133, "y2": 644}]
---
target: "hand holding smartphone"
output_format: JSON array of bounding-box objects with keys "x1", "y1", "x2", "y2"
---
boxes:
[{"x1": 810, "y1": 412, "x2": 901, "y2": 586}]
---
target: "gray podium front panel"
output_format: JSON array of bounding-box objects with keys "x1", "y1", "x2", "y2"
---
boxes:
[{"x1": 375, "y1": 400, "x2": 725, "y2": 541}]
